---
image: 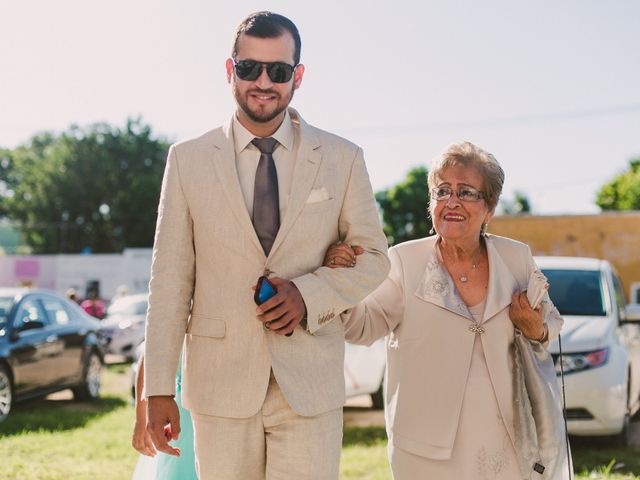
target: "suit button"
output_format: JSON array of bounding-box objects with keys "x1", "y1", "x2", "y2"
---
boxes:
[{"x1": 263, "y1": 268, "x2": 273, "y2": 277}]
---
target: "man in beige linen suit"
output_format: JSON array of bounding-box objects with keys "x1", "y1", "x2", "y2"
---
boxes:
[{"x1": 144, "y1": 11, "x2": 389, "y2": 480}]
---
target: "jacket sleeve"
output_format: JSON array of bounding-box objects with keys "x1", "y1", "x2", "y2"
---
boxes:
[
  {"x1": 341, "y1": 247, "x2": 405, "y2": 346},
  {"x1": 291, "y1": 147, "x2": 390, "y2": 334},
  {"x1": 144, "y1": 145, "x2": 195, "y2": 397}
]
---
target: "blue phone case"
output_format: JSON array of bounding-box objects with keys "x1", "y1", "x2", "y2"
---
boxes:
[{"x1": 257, "y1": 278, "x2": 277, "y2": 304}]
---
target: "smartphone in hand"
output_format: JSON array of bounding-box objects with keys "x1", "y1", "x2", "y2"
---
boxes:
[
  {"x1": 254, "y1": 276, "x2": 277, "y2": 305},
  {"x1": 254, "y1": 276, "x2": 293, "y2": 337}
]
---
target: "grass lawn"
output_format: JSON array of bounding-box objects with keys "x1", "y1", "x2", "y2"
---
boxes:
[
  {"x1": 1, "y1": 364, "x2": 639, "y2": 479},
  {"x1": 0, "y1": 364, "x2": 138, "y2": 480}
]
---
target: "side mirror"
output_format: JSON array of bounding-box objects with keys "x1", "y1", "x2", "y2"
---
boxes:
[{"x1": 623, "y1": 304, "x2": 640, "y2": 323}]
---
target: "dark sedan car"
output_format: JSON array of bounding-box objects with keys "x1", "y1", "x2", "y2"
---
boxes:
[{"x1": 0, "y1": 288, "x2": 106, "y2": 422}]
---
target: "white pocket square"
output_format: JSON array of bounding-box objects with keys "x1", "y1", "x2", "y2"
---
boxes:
[{"x1": 306, "y1": 187, "x2": 332, "y2": 204}]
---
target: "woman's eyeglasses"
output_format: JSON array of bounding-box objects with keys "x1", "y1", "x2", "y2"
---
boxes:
[
  {"x1": 431, "y1": 186, "x2": 485, "y2": 202},
  {"x1": 233, "y1": 59, "x2": 297, "y2": 83}
]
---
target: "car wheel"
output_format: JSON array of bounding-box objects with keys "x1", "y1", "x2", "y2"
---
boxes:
[
  {"x1": 614, "y1": 412, "x2": 631, "y2": 448},
  {"x1": 0, "y1": 365, "x2": 12, "y2": 422},
  {"x1": 72, "y1": 351, "x2": 102, "y2": 401},
  {"x1": 370, "y1": 384, "x2": 384, "y2": 410},
  {"x1": 613, "y1": 378, "x2": 632, "y2": 447}
]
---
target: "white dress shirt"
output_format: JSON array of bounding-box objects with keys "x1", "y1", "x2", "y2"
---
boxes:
[{"x1": 232, "y1": 110, "x2": 297, "y2": 219}]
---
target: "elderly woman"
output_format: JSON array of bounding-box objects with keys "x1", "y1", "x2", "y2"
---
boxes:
[{"x1": 326, "y1": 141, "x2": 566, "y2": 479}]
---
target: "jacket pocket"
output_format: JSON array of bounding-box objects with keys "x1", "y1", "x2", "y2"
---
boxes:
[{"x1": 187, "y1": 315, "x2": 226, "y2": 338}]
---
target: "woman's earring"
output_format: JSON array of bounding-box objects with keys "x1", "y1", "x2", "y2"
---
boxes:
[
  {"x1": 481, "y1": 223, "x2": 488, "y2": 236},
  {"x1": 429, "y1": 226, "x2": 435, "y2": 235}
]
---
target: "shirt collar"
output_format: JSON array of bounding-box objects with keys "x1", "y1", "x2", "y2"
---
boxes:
[{"x1": 232, "y1": 110, "x2": 295, "y2": 154}]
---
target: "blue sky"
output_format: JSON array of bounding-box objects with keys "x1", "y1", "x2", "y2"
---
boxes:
[{"x1": 2, "y1": 0, "x2": 639, "y2": 214}]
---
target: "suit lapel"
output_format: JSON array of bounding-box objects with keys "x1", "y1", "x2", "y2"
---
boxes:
[
  {"x1": 268, "y1": 109, "x2": 322, "y2": 259},
  {"x1": 210, "y1": 118, "x2": 265, "y2": 257},
  {"x1": 482, "y1": 235, "x2": 518, "y2": 322}
]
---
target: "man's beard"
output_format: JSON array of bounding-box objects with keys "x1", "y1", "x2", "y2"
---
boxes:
[{"x1": 235, "y1": 85, "x2": 295, "y2": 123}]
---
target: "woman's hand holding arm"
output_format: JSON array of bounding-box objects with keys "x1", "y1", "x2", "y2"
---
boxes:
[
  {"x1": 323, "y1": 244, "x2": 404, "y2": 345},
  {"x1": 323, "y1": 243, "x2": 363, "y2": 268}
]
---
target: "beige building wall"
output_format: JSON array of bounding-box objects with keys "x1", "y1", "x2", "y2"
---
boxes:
[{"x1": 489, "y1": 212, "x2": 640, "y2": 303}]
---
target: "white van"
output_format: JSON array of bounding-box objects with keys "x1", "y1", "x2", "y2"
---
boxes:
[{"x1": 537, "y1": 256, "x2": 640, "y2": 445}]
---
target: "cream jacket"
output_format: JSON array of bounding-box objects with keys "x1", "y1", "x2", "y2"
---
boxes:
[
  {"x1": 342, "y1": 234, "x2": 563, "y2": 459},
  {"x1": 144, "y1": 108, "x2": 389, "y2": 418}
]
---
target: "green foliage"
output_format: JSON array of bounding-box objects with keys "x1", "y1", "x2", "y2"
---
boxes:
[
  {"x1": 597, "y1": 159, "x2": 640, "y2": 211},
  {"x1": 375, "y1": 166, "x2": 431, "y2": 246},
  {"x1": 500, "y1": 190, "x2": 532, "y2": 215},
  {"x1": 0, "y1": 118, "x2": 170, "y2": 253}
]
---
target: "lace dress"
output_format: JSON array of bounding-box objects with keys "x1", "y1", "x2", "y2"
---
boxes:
[{"x1": 390, "y1": 300, "x2": 523, "y2": 479}]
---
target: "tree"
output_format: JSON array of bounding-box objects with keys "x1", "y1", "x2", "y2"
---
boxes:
[
  {"x1": 0, "y1": 147, "x2": 15, "y2": 217},
  {"x1": 596, "y1": 158, "x2": 640, "y2": 211},
  {"x1": 375, "y1": 166, "x2": 432, "y2": 245},
  {"x1": 0, "y1": 118, "x2": 170, "y2": 253},
  {"x1": 500, "y1": 190, "x2": 532, "y2": 215}
]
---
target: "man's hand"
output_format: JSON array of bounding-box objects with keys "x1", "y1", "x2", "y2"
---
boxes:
[
  {"x1": 256, "y1": 277, "x2": 306, "y2": 336},
  {"x1": 147, "y1": 395, "x2": 181, "y2": 456}
]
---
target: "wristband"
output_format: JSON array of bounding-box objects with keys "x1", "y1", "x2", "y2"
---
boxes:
[{"x1": 536, "y1": 323, "x2": 548, "y2": 343}]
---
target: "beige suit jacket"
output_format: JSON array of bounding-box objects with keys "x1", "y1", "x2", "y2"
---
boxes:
[
  {"x1": 342, "y1": 234, "x2": 563, "y2": 459},
  {"x1": 144, "y1": 108, "x2": 390, "y2": 418}
]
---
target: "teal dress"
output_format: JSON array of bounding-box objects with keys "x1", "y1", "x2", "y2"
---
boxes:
[{"x1": 155, "y1": 365, "x2": 197, "y2": 480}]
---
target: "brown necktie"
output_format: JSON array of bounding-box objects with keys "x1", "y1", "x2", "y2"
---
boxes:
[{"x1": 251, "y1": 137, "x2": 280, "y2": 255}]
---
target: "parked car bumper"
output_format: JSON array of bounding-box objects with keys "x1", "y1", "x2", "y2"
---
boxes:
[
  {"x1": 561, "y1": 345, "x2": 628, "y2": 436},
  {"x1": 101, "y1": 324, "x2": 145, "y2": 358}
]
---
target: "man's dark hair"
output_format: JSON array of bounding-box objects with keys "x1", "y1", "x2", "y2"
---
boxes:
[{"x1": 232, "y1": 11, "x2": 302, "y2": 65}]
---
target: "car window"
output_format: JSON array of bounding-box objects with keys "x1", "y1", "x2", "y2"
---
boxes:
[
  {"x1": 542, "y1": 269, "x2": 607, "y2": 316},
  {"x1": 0, "y1": 297, "x2": 14, "y2": 329},
  {"x1": 41, "y1": 297, "x2": 71, "y2": 325},
  {"x1": 13, "y1": 299, "x2": 48, "y2": 330},
  {"x1": 63, "y1": 301, "x2": 84, "y2": 322}
]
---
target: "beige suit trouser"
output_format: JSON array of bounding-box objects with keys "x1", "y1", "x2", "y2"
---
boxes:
[{"x1": 192, "y1": 372, "x2": 343, "y2": 480}]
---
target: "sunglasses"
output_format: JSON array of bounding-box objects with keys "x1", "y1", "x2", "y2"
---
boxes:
[{"x1": 233, "y1": 59, "x2": 297, "y2": 83}]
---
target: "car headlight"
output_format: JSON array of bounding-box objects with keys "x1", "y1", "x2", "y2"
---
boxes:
[{"x1": 555, "y1": 348, "x2": 609, "y2": 374}]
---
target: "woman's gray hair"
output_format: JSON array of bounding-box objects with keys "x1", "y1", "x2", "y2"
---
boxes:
[{"x1": 427, "y1": 141, "x2": 505, "y2": 212}]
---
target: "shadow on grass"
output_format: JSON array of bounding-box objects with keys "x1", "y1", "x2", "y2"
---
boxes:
[
  {"x1": 104, "y1": 361, "x2": 132, "y2": 373},
  {"x1": 570, "y1": 435, "x2": 640, "y2": 476},
  {"x1": 343, "y1": 426, "x2": 387, "y2": 447},
  {"x1": 0, "y1": 395, "x2": 128, "y2": 437}
]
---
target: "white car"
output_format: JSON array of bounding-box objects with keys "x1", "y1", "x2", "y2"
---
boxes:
[
  {"x1": 100, "y1": 294, "x2": 148, "y2": 361},
  {"x1": 344, "y1": 339, "x2": 386, "y2": 408},
  {"x1": 537, "y1": 256, "x2": 640, "y2": 445}
]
